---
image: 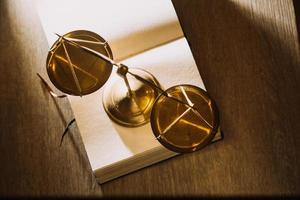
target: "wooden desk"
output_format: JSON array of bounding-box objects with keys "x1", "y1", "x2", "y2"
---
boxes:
[
  {"x1": 102, "y1": 0, "x2": 300, "y2": 195},
  {"x1": 0, "y1": 0, "x2": 299, "y2": 196},
  {"x1": 0, "y1": 0, "x2": 101, "y2": 196}
]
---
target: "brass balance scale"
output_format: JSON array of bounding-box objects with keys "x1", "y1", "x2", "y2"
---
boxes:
[{"x1": 39, "y1": 30, "x2": 219, "y2": 153}]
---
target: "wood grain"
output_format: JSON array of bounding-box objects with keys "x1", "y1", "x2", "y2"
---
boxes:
[
  {"x1": 0, "y1": 0, "x2": 102, "y2": 196},
  {"x1": 101, "y1": 0, "x2": 300, "y2": 196},
  {"x1": 0, "y1": 0, "x2": 299, "y2": 197}
]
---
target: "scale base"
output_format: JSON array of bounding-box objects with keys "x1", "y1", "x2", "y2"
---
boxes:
[{"x1": 103, "y1": 68, "x2": 161, "y2": 127}]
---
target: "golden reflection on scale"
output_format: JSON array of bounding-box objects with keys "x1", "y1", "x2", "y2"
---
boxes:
[{"x1": 38, "y1": 30, "x2": 219, "y2": 153}]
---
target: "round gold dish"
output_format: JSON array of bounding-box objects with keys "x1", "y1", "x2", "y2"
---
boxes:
[
  {"x1": 46, "y1": 30, "x2": 113, "y2": 96},
  {"x1": 150, "y1": 85, "x2": 219, "y2": 153},
  {"x1": 103, "y1": 68, "x2": 161, "y2": 127}
]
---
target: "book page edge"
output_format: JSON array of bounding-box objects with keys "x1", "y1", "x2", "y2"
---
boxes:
[{"x1": 95, "y1": 127, "x2": 223, "y2": 184}]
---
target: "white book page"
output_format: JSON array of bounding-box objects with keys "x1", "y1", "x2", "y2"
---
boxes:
[
  {"x1": 68, "y1": 38, "x2": 205, "y2": 170},
  {"x1": 35, "y1": 0, "x2": 183, "y2": 60}
]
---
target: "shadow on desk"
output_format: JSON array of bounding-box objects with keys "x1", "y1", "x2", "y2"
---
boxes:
[
  {"x1": 102, "y1": 0, "x2": 300, "y2": 195},
  {"x1": 293, "y1": 0, "x2": 300, "y2": 45},
  {"x1": 0, "y1": 0, "x2": 102, "y2": 196}
]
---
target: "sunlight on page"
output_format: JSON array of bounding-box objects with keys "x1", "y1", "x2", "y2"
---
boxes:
[{"x1": 35, "y1": 0, "x2": 183, "y2": 60}]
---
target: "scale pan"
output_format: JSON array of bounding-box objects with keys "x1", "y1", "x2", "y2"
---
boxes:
[
  {"x1": 150, "y1": 85, "x2": 219, "y2": 153},
  {"x1": 46, "y1": 30, "x2": 113, "y2": 96}
]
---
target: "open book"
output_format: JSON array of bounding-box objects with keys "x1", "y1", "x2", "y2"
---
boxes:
[{"x1": 36, "y1": 0, "x2": 222, "y2": 183}]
